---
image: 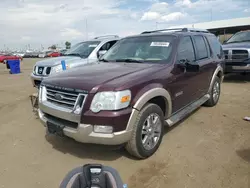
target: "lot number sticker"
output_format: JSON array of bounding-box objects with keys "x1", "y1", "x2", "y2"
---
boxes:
[{"x1": 150, "y1": 42, "x2": 170, "y2": 47}]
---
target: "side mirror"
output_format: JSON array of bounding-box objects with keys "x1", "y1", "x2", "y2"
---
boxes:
[
  {"x1": 97, "y1": 50, "x2": 107, "y2": 59},
  {"x1": 177, "y1": 59, "x2": 200, "y2": 72}
]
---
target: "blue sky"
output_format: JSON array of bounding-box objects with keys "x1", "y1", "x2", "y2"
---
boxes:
[{"x1": 0, "y1": 0, "x2": 249, "y2": 50}]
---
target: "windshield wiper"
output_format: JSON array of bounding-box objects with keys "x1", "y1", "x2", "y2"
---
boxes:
[
  {"x1": 115, "y1": 58, "x2": 143, "y2": 63},
  {"x1": 99, "y1": 58, "x2": 109, "y2": 62}
]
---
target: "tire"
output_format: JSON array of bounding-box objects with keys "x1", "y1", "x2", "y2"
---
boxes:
[
  {"x1": 5, "y1": 61, "x2": 10, "y2": 69},
  {"x1": 204, "y1": 76, "x2": 221, "y2": 107},
  {"x1": 125, "y1": 103, "x2": 164, "y2": 159}
]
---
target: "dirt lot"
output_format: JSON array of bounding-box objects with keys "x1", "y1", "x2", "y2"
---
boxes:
[{"x1": 0, "y1": 58, "x2": 250, "y2": 188}]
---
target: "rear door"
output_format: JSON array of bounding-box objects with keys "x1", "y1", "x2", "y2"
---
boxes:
[
  {"x1": 191, "y1": 35, "x2": 215, "y2": 97},
  {"x1": 171, "y1": 36, "x2": 199, "y2": 112}
]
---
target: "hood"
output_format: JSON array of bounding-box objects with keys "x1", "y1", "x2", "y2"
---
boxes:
[
  {"x1": 42, "y1": 62, "x2": 165, "y2": 93},
  {"x1": 222, "y1": 42, "x2": 250, "y2": 49},
  {"x1": 35, "y1": 56, "x2": 85, "y2": 66}
]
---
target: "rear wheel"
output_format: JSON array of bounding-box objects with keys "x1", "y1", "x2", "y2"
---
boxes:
[
  {"x1": 126, "y1": 103, "x2": 164, "y2": 159},
  {"x1": 204, "y1": 76, "x2": 221, "y2": 107}
]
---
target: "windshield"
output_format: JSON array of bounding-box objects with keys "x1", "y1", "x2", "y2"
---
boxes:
[
  {"x1": 226, "y1": 31, "x2": 250, "y2": 43},
  {"x1": 102, "y1": 35, "x2": 176, "y2": 63},
  {"x1": 64, "y1": 41, "x2": 101, "y2": 58}
]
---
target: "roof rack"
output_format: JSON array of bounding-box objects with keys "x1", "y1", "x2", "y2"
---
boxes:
[
  {"x1": 141, "y1": 28, "x2": 209, "y2": 34},
  {"x1": 94, "y1": 35, "x2": 119, "y2": 39}
]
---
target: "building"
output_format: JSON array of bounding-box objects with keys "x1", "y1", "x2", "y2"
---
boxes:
[{"x1": 168, "y1": 17, "x2": 250, "y2": 43}]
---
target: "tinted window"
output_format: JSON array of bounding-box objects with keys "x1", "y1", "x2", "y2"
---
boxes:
[
  {"x1": 100, "y1": 40, "x2": 118, "y2": 51},
  {"x1": 207, "y1": 35, "x2": 223, "y2": 58},
  {"x1": 64, "y1": 41, "x2": 101, "y2": 58},
  {"x1": 177, "y1": 36, "x2": 195, "y2": 62},
  {"x1": 102, "y1": 35, "x2": 176, "y2": 63},
  {"x1": 193, "y1": 36, "x2": 208, "y2": 60}
]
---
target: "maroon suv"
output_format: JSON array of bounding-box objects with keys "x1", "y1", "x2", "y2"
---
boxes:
[{"x1": 38, "y1": 28, "x2": 225, "y2": 159}]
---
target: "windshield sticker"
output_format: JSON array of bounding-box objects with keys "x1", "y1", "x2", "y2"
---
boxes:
[
  {"x1": 150, "y1": 42, "x2": 170, "y2": 47},
  {"x1": 89, "y1": 44, "x2": 98, "y2": 47}
]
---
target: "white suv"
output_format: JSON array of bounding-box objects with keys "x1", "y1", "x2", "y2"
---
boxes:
[{"x1": 31, "y1": 35, "x2": 120, "y2": 87}]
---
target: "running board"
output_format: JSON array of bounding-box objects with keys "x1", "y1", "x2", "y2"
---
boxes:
[{"x1": 165, "y1": 94, "x2": 210, "y2": 127}]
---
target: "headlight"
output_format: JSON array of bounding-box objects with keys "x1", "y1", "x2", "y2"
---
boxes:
[
  {"x1": 90, "y1": 90, "x2": 131, "y2": 113},
  {"x1": 51, "y1": 64, "x2": 63, "y2": 74},
  {"x1": 51, "y1": 63, "x2": 71, "y2": 74}
]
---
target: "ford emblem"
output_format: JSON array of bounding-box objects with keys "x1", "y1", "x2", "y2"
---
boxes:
[{"x1": 54, "y1": 93, "x2": 63, "y2": 100}]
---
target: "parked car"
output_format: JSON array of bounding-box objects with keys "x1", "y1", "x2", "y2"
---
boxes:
[
  {"x1": 31, "y1": 35, "x2": 120, "y2": 87},
  {"x1": 38, "y1": 28, "x2": 224, "y2": 159},
  {"x1": 222, "y1": 30, "x2": 250, "y2": 74},
  {"x1": 47, "y1": 51, "x2": 61, "y2": 57},
  {"x1": 23, "y1": 51, "x2": 39, "y2": 58},
  {"x1": 0, "y1": 53, "x2": 23, "y2": 63},
  {"x1": 0, "y1": 53, "x2": 23, "y2": 69},
  {"x1": 38, "y1": 51, "x2": 53, "y2": 58}
]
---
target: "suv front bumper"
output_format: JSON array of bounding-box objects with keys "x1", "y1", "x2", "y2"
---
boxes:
[
  {"x1": 38, "y1": 101, "x2": 136, "y2": 145},
  {"x1": 225, "y1": 64, "x2": 250, "y2": 73}
]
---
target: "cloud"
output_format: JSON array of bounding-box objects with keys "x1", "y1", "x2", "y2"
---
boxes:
[
  {"x1": 174, "y1": 0, "x2": 245, "y2": 12},
  {"x1": 60, "y1": 28, "x2": 84, "y2": 39},
  {"x1": 149, "y1": 2, "x2": 169, "y2": 13},
  {"x1": 141, "y1": 11, "x2": 161, "y2": 20},
  {"x1": 161, "y1": 12, "x2": 187, "y2": 22},
  {"x1": 0, "y1": 0, "x2": 248, "y2": 50},
  {"x1": 244, "y1": 8, "x2": 250, "y2": 13}
]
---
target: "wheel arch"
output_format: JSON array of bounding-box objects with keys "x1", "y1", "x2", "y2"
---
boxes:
[
  {"x1": 208, "y1": 65, "x2": 224, "y2": 93},
  {"x1": 133, "y1": 87, "x2": 172, "y2": 118}
]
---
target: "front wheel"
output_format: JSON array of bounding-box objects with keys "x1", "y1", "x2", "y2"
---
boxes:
[
  {"x1": 204, "y1": 76, "x2": 221, "y2": 107},
  {"x1": 126, "y1": 103, "x2": 164, "y2": 159}
]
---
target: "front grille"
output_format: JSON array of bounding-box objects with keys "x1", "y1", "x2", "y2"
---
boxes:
[
  {"x1": 223, "y1": 50, "x2": 229, "y2": 59},
  {"x1": 232, "y1": 50, "x2": 249, "y2": 60},
  {"x1": 37, "y1": 66, "x2": 44, "y2": 74},
  {"x1": 35, "y1": 66, "x2": 51, "y2": 75},
  {"x1": 45, "y1": 86, "x2": 87, "y2": 110},
  {"x1": 44, "y1": 113, "x2": 78, "y2": 129},
  {"x1": 46, "y1": 67, "x2": 51, "y2": 74},
  {"x1": 46, "y1": 87, "x2": 79, "y2": 109}
]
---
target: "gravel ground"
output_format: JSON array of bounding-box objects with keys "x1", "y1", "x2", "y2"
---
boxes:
[{"x1": 0, "y1": 58, "x2": 250, "y2": 188}]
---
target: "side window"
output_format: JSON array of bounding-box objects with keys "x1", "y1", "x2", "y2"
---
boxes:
[
  {"x1": 206, "y1": 35, "x2": 224, "y2": 58},
  {"x1": 177, "y1": 36, "x2": 195, "y2": 62},
  {"x1": 100, "y1": 40, "x2": 118, "y2": 51},
  {"x1": 193, "y1": 36, "x2": 208, "y2": 60}
]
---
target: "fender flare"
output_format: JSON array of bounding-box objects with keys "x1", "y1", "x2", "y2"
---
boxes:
[
  {"x1": 133, "y1": 88, "x2": 172, "y2": 118},
  {"x1": 126, "y1": 88, "x2": 172, "y2": 132},
  {"x1": 208, "y1": 65, "x2": 224, "y2": 93}
]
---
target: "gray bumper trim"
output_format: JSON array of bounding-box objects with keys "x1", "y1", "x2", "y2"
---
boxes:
[{"x1": 38, "y1": 109, "x2": 132, "y2": 145}]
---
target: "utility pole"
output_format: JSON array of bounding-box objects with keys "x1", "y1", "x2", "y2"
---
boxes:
[
  {"x1": 85, "y1": 19, "x2": 88, "y2": 40},
  {"x1": 207, "y1": 0, "x2": 213, "y2": 21}
]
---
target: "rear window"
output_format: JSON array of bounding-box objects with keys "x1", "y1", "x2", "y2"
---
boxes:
[
  {"x1": 193, "y1": 36, "x2": 208, "y2": 60},
  {"x1": 207, "y1": 35, "x2": 223, "y2": 58}
]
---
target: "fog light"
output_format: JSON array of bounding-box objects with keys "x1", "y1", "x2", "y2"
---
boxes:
[
  {"x1": 93, "y1": 125, "x2": 113, "y2": 134},
  {"x1": 73, "y1": 105, "x2": 81, "y2": 114}
]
